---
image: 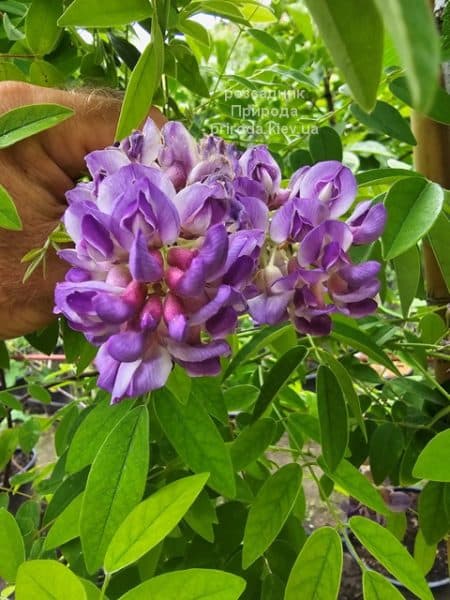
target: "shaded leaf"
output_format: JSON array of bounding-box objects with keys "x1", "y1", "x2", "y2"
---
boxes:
[{"x1": 242, "y1": 464, "x2": 301, "y2": 569}]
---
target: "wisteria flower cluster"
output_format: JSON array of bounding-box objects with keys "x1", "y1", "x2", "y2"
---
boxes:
[{"x1": 54, "y1": 119, "x2": 386, "y2": 402}]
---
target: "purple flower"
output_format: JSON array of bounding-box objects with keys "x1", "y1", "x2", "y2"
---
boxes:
[
  {"x1": 174, "y1": 180, "x2": 231, "y2": 237},
  {"x1": 346, "y1": 200, "x2": 387, "y2": 245},
  {"x1": 159, "y1": 122, "x2": 200, "y2": 190},
  {"x1": 239, "y1": 145, "x2": 286, "y2": 208},
  {"x1": 55, "y1": 118, "x2": 386, "y2": 401},
  {"x1": 290, "y1": 161, "x2": 357, "y2": 218}
]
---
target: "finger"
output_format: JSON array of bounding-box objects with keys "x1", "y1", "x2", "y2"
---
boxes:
[{"x1": 34, "y1": 86, "x2": 166, "y2": 178}]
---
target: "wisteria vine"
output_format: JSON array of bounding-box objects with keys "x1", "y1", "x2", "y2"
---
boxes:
[{"x1": 54, "y1": 120, "x2": 386, "y2": 402}]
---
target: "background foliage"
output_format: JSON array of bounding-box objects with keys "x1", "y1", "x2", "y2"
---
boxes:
[{"x1": 0, "y1": 0, "x2": 449, "y2": 599}]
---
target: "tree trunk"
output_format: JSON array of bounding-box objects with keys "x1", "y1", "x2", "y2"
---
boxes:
[{"x1": 411, "y1": 0, "x2": 450, "y2": 384}]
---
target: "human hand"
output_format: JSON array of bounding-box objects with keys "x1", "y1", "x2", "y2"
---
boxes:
[{"x1": 0, "y1": 82, "x2": 165, "y2": 339}]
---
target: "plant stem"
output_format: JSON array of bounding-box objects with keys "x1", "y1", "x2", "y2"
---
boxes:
[{"x1": 100, "y1": 572, "x2": 111, "y2": 600}]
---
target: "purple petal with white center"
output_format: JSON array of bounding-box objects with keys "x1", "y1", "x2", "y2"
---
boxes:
[
  {"x1": 159, "y1": 122, "x2": 200, "y2": 189},
  {"x1": 239, "y1": 145, "x2": 281, "y2": 199},
  {"x1": 299, "y1": 161, "x2": 356, "y2": 218},
  {"x1": 174, "y1": 181, "x2": 229, "y2": 236}
]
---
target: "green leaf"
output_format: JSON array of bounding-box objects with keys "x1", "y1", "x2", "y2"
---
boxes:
[
  {"x1": 304, "y1": 0, "x2": 382, "y2": 111},
  {"x1": 25, "y1": 320, "x2": 59, "y2": 354},
  {"x1": 382, "y1": 177, "x2": 443, "y2": 260},
  {"x1": 420, "y1": 313, "x2": 446, "y2": 345},
  {"x1": 44, "y1": 493, "x2": 83, "y2": 551},
  {"x1": 171, "y1": 43, "x2": 209, "y2": 97},
  {"x1": 356, "y1": 168, "x2": 419, "y2": 188},
  {"x1": 418, "y1": 482, "x2": 450, "y2": 545},
  {"x1": 284, "y1": 527, "x2": 342, "y2": 600},
  {"x1": 0, "y1": 340, "x2": 9, "y2": 368},
  {"x1": 317, "y1": 365, "x2": 348, "y2": 472},
  {"x1": 428, "y1": 213, "x2": 450, "y2": 290},
  {"x1": 393, "y1": 245, "x2": 420, "y2": 317},
  {"x1": 0, "y1": 2, "x2": 27, "y2": 17},
  {"x1": 362, "y1": 570, "x2": 404, "y2": 600},
  {"x1": 58, "y1": 0, "x2": 151, "y2": 26},
  {"x1": 118, "y1": 568, "x2": 246, "y2": 600},
  {"x1": 25, "y1": 0, "x2": 63, "y2": 55},
  {"x1": 309, "y1": 126, "x2": 342, "y2": 162},
  {"x1": 80, "y1": 578, "x2": 103, "y2": 600},
  {"x1": 223, "y1": 324, "x2": 290, "y2": 379},
  {"x1": 241, "y1": 3, "x2": 276, "y2": 23},
  {"x1": 252, "y1": 346, "x2": 307, "y2": 421},
  {"x1": 0, "y1": 428, "x2": 19, "y2": 471},
  {"x1": 319, "y1": 458, "x2": 388, "y2": 516},
  {"x1": 369, "y1": 423, "x2": 404, "y2": 485},
  {"x1": 104, "y1": 473, "x2": 209, "y2": 573},
  {"x1": 43, "y1": 468, "x2": 88, "y2": 525},
  {"x1": 413, "y1": 429, "x2": 450, "y2": 482},
  {"x1": 242, "y1": 463, "x2": 301, "y2": 569},
  {"x1": 230, "y1": 418, "x2": 276, "y2": 471},
  {"x1": 3, "y1": 12, "x2": 24, "y2": 40},
  {"x1": 15, "y1": 560, "x2": 87, "y2": 600},
  {"x1": 224, "y1": 385, "x2": 259, "y2": 412},
  {"x1": 414, "y1": 530, "x2": 437, "y2": 577},
  {"x1": 0, "y1": 184, "x2": 22, "y2": 230},
  {"x1": 319, "y1": 350, "x2": 366, "y2": 439},
  {"x1": 0, "y1": 391, "x2": 21, "y2": 411},
  {"x1": 247, "y1": 28, "x2": 282, "y2": 55},
  {"x1": 0, "y1": 509, "x2": 25, "y2": 583},
  {"x1": 27, "y1": 383, "x2": 51, "y2": 404},
  {"x1": 178, "y1": 18, "x2": 211, "y2": 48},
  {"x1": 351, "y1": 101, "x2": 416, "y2": 145},
  {"x1": 0, "y1": 104, "x2": 74, "y2": 150},
  {"x1": 116, "y1": 11, "x2": 164, "y2": 139},
  {"x1": 80, "y1": 406, "x2": 149, "y2": 574},
  {"x1": 184, "y1": 490, "x2": 217, "y2": 543},
  {"x1": 331, "y1": 317, "x2": 398, "y2": 374},
  {"x1": 390, "y1": 76, "x2": 450, "y2": 125},
  {"x1": 373, "y1": 0, "x2": 439, "y2": 112},
  {"x1": 349, "y1": 517, "x2": 433, "y2": 600},
  {"x1": 153, "y1": 388, "x2": 235, "y2": 497},
  {"x1": 66, "y1": 397, "x2": 133, "y2": 473}
]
